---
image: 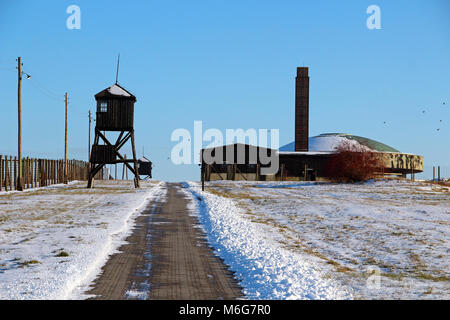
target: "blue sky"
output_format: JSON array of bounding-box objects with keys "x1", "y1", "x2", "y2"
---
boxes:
[{"x1": 0, "y1": 0, "x2": 448, "y2": 181}]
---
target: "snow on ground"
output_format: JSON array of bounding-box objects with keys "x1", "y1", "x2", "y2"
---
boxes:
[
  {"x1": 0, "y1": 180, "x2": 164, "y2": 300},
  {"x1": 184, "y1": 179, "x2": 450, "y2": 300}
]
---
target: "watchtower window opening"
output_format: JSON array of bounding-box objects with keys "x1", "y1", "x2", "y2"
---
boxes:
[{"x1": 99, "y1": 101, "x2": 108, "y2": 113}]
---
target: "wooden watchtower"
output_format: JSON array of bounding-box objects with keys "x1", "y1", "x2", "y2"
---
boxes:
[
  {"x1": 87, "y1": 83, "x2": 140, "y2": 188},
  {"x1": 138, "y1": 156, "x2": 153, "y2": 180}
]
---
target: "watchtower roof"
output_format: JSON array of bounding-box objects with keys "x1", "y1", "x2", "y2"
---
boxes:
[
  {"x1": 95, "y1": 83, "x2": 137, "y2": 101},
  {"x1": 138, "y1": 156, "x2": 152, "y2": 163}
]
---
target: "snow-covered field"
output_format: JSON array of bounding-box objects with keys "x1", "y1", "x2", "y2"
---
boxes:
[
  {"x1": 184, "y1": 179, "x2": 450, "y2": 300},
  {"x1": 0, "y1": 180, "x2": 163, "y2": 300}
]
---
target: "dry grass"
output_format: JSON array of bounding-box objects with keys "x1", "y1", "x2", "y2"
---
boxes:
[
  {"x1": 18, "y1": 260, "x2": 40, "y2": 267},
  {"x1": 204, "y1": 179, "x2": 450, "y2": 298},
  {"x1": 55, "y1": 251, "x2": 69, "y2": 257},
  {"x1": 207, "y1": 187, "x2": 264, "y2": 201}
]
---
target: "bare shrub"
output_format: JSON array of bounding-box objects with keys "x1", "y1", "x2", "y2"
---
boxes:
[{"x1": 325, "y1": 140, "x2": 383, "y2": 182}]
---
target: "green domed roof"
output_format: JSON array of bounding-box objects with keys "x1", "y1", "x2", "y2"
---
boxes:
[
  {"x1": 318, "y1": 133, "x2": 400, "y2": 152},
  {"x1": 279, "y1": 133, "x2": 400, "y2": 153}
]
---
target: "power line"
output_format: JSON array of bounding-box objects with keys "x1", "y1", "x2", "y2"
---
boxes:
[
  {"x1": 27, "y1": 75, "x2": 63, "y2": 98},
  {"x1": 28, "y1": 79, "x2": 64, "y2": 102},
  {"x1": 0, "y1": 60, "x2": 65, "y2": 102}
]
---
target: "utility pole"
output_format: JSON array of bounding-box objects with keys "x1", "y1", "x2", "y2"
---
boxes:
[
  {"x1": 88, "y1": 110, "x2": 91, "y2": 162},
  {"x1": 201, "y1": 165, "x2": 205, "y2": 191},
  {"x1": 17, "y1": 57, "x2": 23, "y2": 191},
  {"x1": 64, "y1": 92, "x2": 68, "y2": 183}
]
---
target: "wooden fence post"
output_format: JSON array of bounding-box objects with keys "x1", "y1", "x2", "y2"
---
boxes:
[
  {"x1": 23, "y1": 157, "x2": 26, "y2": 189},
  {"x1": 40, "y1": 159, "x2": 42, "y2": 187},
  {"x1": 22, "y1": 157, "x2": 25, "y2": 189},
  {"x1": 26, "y1": 157, "x2": 29, "y2": 188},
  {"x1": 15, "y1": 157, "x2": 19, "y2": 190},
  {"x1": 0, "y1": 155, "x2": 3, "y2": 191},
  {"x1": 25, "y1": 157, "x2": 29, "y2": 189},
  {"x1": 0, "y1": 156, "x2": 91, "y2": 191},
  {"x1": 9, "y1": 156, "x2": 12, "y2": 190},
  {"x1": 4, "y1": 156, "x2": 8, "y2": 191},
  {"x1": 34, "y1": 159, "x2": 37, "y2": 188},
  {"x1": 40, "y1": 160, "x2": 43, "y2": 187},
  {"x1": 43, "y1": 160, "x2": 46, "y2": 186},
  {"x1": 28, "y1": 157, "x2": 31, "y2": 188},
  {"x1": 43, "y1": 159, "x2": 46, "y2": 186}
]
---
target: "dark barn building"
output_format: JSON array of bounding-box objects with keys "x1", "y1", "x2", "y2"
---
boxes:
[
  {"x1": 278, "y1": 152, "x2": 332, "y2": 181},
  {"x1": 201, "y1": 144, "x2": 277, "y2": 181}
]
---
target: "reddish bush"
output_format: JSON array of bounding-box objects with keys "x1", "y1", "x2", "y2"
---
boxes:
[{"x1": 325, "y1": 140, "x2": 383, "y2": 182}]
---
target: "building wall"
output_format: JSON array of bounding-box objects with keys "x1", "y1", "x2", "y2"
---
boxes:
[
  {"x1": 203, "y1": 152, "x2": 424, "y2": 181},
  {"x1": 380, "y1": 153, "x2": 424, "y2": 172},
  {"x1": 96, "y1": 99, "x2": 134, "y2": 131}
]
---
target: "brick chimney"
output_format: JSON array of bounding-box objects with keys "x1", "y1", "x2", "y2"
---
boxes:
[{"x1": 295, "y1": 67, "x2": 309, "y2": 152}]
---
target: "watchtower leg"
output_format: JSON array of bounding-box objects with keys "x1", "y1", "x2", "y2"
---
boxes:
[
  {"x1": 131, "y1": 130, "x2": 140, "y2": 188},
  {"x1": 87, "y1": 163, "x2": 105, "y2": 188},
  {"x1": 87, "y1": 174, "x2": 94, "y2": 188}
]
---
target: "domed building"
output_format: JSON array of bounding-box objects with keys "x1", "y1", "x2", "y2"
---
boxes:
[
  {"x1": 280, "y1": 133, "x2": 401, "y2": 153},
  {"x1": 278, "y1": 133, "x2": 423, "y2": 180},
  {"x1": 200, "y1": 67, "x2": 423, "y2": 181},
  {"x1": 276, "y1": 67, "x2": 423, "y2": 181}
]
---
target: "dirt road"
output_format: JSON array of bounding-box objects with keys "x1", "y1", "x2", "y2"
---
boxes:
[{"x1": 88, "y1": 183, "x2": 242, "y2": 300}]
